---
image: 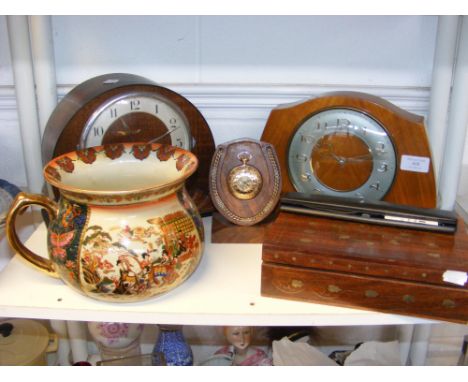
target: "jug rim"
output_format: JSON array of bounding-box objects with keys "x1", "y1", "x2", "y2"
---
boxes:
[{"x1": 43, "y1": 143, "x2": 198, "y2": 202}]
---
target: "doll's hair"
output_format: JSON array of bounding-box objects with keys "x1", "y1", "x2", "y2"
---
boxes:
[{"x1": 223, "y1": 326, "x2": 253, "y2": 337}]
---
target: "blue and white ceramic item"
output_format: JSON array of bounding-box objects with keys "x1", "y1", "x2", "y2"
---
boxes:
[{"x1": 152, "y1": 325, "x2": 193, "y2": 366}]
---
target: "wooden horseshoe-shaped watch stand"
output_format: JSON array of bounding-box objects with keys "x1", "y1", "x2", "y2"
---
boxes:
[{"x1": 209, "y1": 138, "x2": 282, "y2": 243}]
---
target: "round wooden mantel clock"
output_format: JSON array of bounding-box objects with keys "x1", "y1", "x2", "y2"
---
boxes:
[
  {"x1": 42, "y1": 73, "x2": 215, "y2": 214},
  {"x1": 261, "y1": 91, "x2": 437, "y2": 209}
]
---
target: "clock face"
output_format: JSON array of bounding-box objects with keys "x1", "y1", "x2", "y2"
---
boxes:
[
  {"x1": 80, "y1": 92, "x2": 191, "y2": 150},
  {"x1": 288, "y1": 109, "x2": 397, "y2": 200}
]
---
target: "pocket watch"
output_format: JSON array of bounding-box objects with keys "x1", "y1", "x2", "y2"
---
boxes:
[
  {"x1": 42, "y1": 73, "x2": 215, "y2": 214},
  {"x1": 261, "y1": 91, "x2": 436, "y2": 209}
]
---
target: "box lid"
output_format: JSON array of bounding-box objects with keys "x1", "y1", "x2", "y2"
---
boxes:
[{"x1": 262, "y1": 212, "x2": 468, "y2": 289}]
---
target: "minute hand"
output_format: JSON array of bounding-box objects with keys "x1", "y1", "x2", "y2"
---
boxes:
[
  {"x1": 340, "y1": 153, "x2": 373, "y2": 163},
  {"x1": 148, "y1": 125, "x2": 181, "y2": 144}
]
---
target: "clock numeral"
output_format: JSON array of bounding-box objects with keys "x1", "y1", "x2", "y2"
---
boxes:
[
  {"x1": 176, "y1": 138, "x2": 183, "y2": 147},
  {"x1": 316, "y1": 119, "x2": 351, "y2": 132},
  {"x1": 336, "y1": 118, "x2": 351, "y2": 132},
  {"x1": 375, "y1": 142, "x2": 386, "y2": 154},
  {"x1": 301, "y1": 172, "x2": 313, "y2": 182},
  {"x1": 109, "y1": 108, "x2": 118, "y2": 119},
  {"x1": 300, "y1": 134, "x2": 315, "y2": 145},
  {"x1": 295, "y1": 153, "x2": 309, "y2": 162},
  {"x1": 369, "y1": 182, "x2": 381, "y2": 191},
  {"x1": 130, "y1": 100, "x2": 141, "y2": 111},
  {"x1": 354, "y1": 192, "x2": 365, "y2": 200},
  {"x1": 377, "y1": 162, "x2": 389, "y2": 172},
  {"x1": 154, "y1": 104, "x2": 159, "y2": 114},
  {"x1": 169, "y1": 117, "x2": 177, "y2": 127},
  {"x1": 316, "y1": 121, "x2": 327, "y2": 131},
  {"x1": 93, "y1": 126, "x2": 104, "y2": 137}
]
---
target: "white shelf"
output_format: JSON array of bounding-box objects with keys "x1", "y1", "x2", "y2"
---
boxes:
[{"x1": 0, "y1": 217, "x2": 435, "y2": 326}]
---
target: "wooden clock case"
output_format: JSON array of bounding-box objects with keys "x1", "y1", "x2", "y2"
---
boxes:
[
  {"x1": 261, "y1": 91, "x2": 437, "y2": 209},
  {"x1": 41, "y1": 73, "x2": 215, "y2": 214}
]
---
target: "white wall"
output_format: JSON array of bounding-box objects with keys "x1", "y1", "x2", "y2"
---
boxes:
[
  {"x1": 0, "y1": 15, "x2": 439, "y2": 189},
  {"x1": 50, "y1": 16, "x2": 436, "y2": 86}
]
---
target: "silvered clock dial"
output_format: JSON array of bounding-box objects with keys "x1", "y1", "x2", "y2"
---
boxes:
[{"x1": 288, "y1": 108, "x2": 397, "y2": 200}]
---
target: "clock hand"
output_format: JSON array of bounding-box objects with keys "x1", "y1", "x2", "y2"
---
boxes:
[
  {"x1": 321, "y1": 143, "x2": 346, "y2": 165},
  {"x1": 322, "y1": 143, "x2": 372, "y2": 164},
  {"x1": 344, "y1": 153, "x2": 373, "y2": 162},
  {"x1": 116, "y1": 117, "x2": 141, "y2": 136},
  {"x1": 148, "y1": 125, "x2": 181, "y2": 144}
]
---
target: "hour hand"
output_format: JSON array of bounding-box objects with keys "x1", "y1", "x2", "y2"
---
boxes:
[
  {"x1": 116, "y1": 117, "x2": 141, "y2": 136},
  {"x1": 321, "y1": 143, "x2": 372, "y2": 163},
  {"x1": 319, "y1": 143, "x2": 346, "y2": 164}
]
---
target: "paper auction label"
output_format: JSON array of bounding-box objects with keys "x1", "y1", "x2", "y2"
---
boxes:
[{"x1": 400, "y1": 155, "x2": 430, "y2": 173}]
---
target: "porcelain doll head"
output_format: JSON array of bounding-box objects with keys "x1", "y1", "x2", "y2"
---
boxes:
[{"x1": 223, "y1": 326, "x2": 253, "y2": 353}]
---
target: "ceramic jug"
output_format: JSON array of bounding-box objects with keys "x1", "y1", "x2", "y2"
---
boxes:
[{"x1": 6, "y1": 143, "x2": 204, "y2": 302}]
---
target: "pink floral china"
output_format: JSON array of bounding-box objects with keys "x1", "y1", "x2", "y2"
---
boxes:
[
  {"x1": 88, "y1": 322, "x2": 144, "y2": 349},
  {"x1": 87, "y1": 321, "x2": 144, "y2": 362},
  {"x1": 6, "y1": 143, "x2": 204, "y2": 302}
]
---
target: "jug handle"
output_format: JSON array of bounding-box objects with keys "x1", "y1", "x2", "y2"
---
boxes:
[{"x1": 6, "y1": 192, "x2": 59, "y2": 278}]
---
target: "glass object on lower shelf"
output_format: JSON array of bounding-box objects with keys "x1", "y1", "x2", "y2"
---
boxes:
[
  {"x1": 97, "y1": 353, "x2": 166, "y2": 366},
  {"x1": 152, "y1": 325, "x2": 193, "y2": 366}
]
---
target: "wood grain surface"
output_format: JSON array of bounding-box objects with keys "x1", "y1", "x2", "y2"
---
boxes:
[
  {"x1": 211, "y1": 210, "x2": 278, "y2": 243},
  {"x1": 261, "y1": 211, "x2": 468, "y2": 323}
]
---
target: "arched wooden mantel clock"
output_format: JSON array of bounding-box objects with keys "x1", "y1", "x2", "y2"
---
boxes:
[
  {"x1": 261, "y1": 91, "x2": 437, "y2": 209},
  {"x1": 42, "y1": 73, "x2": 216, "y2": 214}
]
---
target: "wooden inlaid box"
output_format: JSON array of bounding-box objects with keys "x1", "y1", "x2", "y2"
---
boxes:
[{"x1": 261, "y1": 212, "x2": 468, "y2": 324}]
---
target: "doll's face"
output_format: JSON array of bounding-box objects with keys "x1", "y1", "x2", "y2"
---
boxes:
[{"x1": 224, "y1": 326, "x2": 252, "y2": 350}]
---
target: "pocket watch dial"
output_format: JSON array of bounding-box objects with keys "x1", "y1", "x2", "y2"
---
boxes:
[
  {"x1": 288, "y1": 108, "x2": 397, "y2": 200},
  {"x1": 79, "y1": 93, "x2": 191, "y2": 150}
]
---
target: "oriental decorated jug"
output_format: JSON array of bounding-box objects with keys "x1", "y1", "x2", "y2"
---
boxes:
[{"x1": 6, "y1": 143, "x2": 204, "y2": 302}]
